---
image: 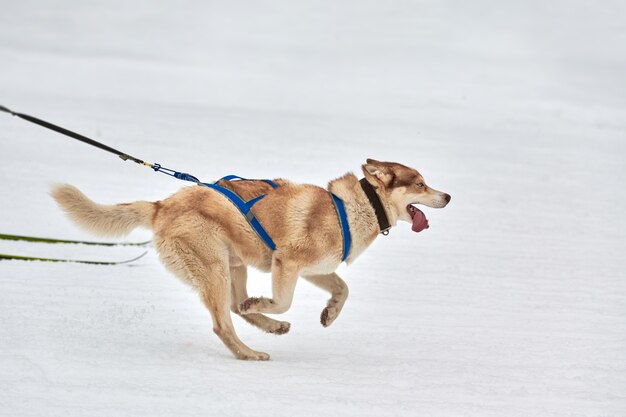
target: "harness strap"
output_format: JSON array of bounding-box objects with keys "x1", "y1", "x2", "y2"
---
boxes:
[
  {"x1": 202, "y1": 178, "x2": 277, "y2": 250},
  {"x1": 330, "y1": 193, "x2": 352, "y2": 262}
]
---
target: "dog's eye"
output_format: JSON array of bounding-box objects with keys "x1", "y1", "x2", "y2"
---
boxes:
[{"x1": 416, "y1": 182, "x2": 424, "y2": 188}]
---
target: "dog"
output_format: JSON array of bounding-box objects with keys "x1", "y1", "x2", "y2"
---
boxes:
[{"x1": 51, "y1": 159, "x2": 450, "y2": 360}]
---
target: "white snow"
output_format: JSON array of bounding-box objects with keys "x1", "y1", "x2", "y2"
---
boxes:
[{"x1": 1, "y1": 1, "x2": 625, "y2": 416}]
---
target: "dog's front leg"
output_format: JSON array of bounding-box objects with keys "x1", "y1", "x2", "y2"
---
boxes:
[
  {"x1": 230, "y1": 264, "x2": 291, "y2": 334},
  {"x1": 302, "y1": 273, "x2": 349, "y2": 327},
  {"x1": 239, "y1": 255, "x2": 298, "y2": 315}
]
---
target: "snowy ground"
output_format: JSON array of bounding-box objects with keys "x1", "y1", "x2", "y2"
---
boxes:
[{"x1": 1, "y1": 1, "x2": 625, "y2": 416}]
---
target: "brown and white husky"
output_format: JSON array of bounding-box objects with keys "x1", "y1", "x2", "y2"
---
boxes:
[{"x1": 52, "y1": 159, "x2": 450, "y2": 360}]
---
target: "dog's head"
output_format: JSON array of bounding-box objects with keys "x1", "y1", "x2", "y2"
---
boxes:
[{"x1": 362, "y1": 159, "x2": 451, "y2": 232}]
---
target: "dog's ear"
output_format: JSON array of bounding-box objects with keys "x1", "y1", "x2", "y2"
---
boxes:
[{"x1": 362, "y1": 159, "x2": 394, "y2": 188}]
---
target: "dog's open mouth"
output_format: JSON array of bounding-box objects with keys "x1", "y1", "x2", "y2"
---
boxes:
[{"x1": 407, "y1": 204, "x2": 429, "y2": 233}]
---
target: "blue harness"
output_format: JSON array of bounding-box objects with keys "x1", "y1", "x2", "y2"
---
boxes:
[
  {"x1": 201, "y1": 175, "x2": 352, "y2": 262},
  {"x1": 203, "y1": 175, "x2": 279, "y2": 250}
]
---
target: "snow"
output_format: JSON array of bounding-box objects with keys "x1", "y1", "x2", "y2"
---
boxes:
[{"x1": 1, "y1": 1, "x2": 625, "y2": 416}]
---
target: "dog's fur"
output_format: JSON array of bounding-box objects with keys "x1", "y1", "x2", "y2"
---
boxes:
[{"x1": 52, "y1": 159, "x2": 450, "y2": 360}]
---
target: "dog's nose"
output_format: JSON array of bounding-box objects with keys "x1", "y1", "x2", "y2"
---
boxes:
[{"x1": 444, "y1": 193, "x2": 451, "y2": 204}]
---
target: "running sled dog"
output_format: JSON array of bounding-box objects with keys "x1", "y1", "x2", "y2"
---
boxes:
[{"x1": 52, "y1": 159, "x2": 451, "y2": 360}]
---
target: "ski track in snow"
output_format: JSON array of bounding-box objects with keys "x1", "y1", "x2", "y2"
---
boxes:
[{"x1": 1, "y1": 1, "x2": 625, "y2": 416}]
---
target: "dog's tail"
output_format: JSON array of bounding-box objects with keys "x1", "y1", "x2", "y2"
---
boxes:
[{"x1": 51, "y1": 184, "x2": 155, "y2": 237}]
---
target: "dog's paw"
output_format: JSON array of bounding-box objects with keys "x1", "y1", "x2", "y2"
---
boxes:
[
  {"x1": 268, "y1": 321, "x2": 291, "y2": 335},
  {"x1": 239, "y1": 297, "x2": 262, "y2": 314},
  {"x1": 236, "y1": 350, "x2": 271, "y2": 361},
  {"x1": 320, "y1": 306, "x2": 339, "y2": 327}
]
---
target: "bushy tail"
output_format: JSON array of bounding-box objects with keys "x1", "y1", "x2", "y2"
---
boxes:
[{"x1": 51, "y1": 184, "x2": 155, "y2": 237}]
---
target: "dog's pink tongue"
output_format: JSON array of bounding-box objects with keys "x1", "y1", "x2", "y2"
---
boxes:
[{"x1": 411, "y1": 208, "x2": 429, "y2": 233}]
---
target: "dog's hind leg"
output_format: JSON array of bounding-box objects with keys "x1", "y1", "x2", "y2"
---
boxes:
[
  {"x1": 302, "y1": 273, "x2": 349, "y2": 327},
  {"x1": 230, "y1": 264, "x2": 291, "y2": 335},
  {"x1": 198, "y1": 259, "x2": 270, "y2": 361},
  {"x1": 158, "y1": 235, "x2": 269, "y2": 360}
]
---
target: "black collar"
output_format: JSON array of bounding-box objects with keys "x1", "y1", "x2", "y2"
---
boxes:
[{"x1": 359, "y1": 178, "x2": 391, "y2": 235}]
